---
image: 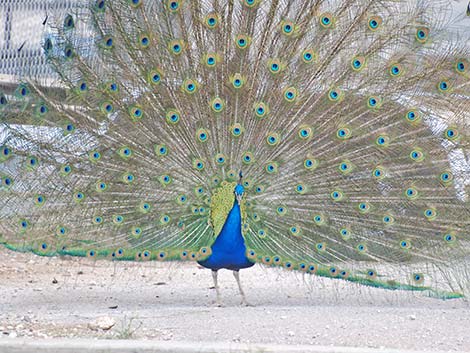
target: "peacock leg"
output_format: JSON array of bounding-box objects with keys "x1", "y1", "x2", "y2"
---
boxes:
[
  {"x1": 211, "y1": 270, "x2": 222, "y2": 306},
  {"x1": 233, "y1": 270, "x2": 251, "y2": 306}
]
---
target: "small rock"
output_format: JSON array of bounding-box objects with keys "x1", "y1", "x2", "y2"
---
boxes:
[
  {"x1": 287, "y1": 331, "x2": 295, "y2": 337},
  {"x1": 408, "y1": 315, "x2": 416, "y2": 321},
  {"x1": 162, "y1": 331, "x2": 173, "y2": 341},
  {"x1": 88, "y1": 317, "x2": 116, "y2": 331}
]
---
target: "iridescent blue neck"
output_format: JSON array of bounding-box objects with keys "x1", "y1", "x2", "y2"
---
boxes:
[{"x1": 198, "y1": 198, "x2": 254, "y2": 271}]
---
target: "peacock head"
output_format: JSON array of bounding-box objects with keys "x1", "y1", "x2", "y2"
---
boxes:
[
  {"x1": 235, "y1": 184, "x2": 244, "y2": 195},
  {"x1": 235, "y1": 184, "x2": 244, "y2": 204}
]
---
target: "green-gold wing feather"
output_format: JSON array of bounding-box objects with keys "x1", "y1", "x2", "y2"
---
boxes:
[{"x1": 0, "y1": 0, "x2": 469, "y2": 297}]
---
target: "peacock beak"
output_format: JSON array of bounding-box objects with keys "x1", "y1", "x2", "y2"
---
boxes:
[{"x1": 236, "y1": 193, "x2": 243, "y2": 204}]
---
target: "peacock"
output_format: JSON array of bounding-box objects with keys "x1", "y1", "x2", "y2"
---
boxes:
[{"x1": 0, "y1": 0, "x2": 469, "y2": 306}]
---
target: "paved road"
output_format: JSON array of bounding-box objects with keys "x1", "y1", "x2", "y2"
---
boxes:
[{"x1": 1, "y1": 338, "x2": 468, "y2": 353}]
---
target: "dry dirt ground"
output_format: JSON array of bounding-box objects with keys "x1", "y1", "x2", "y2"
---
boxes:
[{"x1": 0, "y1": 247, "x2": 469, "y2": 352}]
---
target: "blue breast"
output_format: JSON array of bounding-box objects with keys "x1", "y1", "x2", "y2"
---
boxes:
[{"x1": 198, "y1": 200, "x2": 254, "y2": 271}]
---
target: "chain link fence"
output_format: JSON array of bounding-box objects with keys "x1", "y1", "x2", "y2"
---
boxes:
[{"x1": 0, "y1": 0, "x2": 81, "y2": 77}]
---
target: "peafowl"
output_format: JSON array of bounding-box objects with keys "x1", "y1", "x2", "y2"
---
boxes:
[{"x1": 0, "y1": 0, "x2": 469, "y2": 306}]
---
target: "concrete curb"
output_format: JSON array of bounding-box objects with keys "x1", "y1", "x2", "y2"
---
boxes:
[{"x1": 0, "y1": 339, "x2": 465, "y2": 353}]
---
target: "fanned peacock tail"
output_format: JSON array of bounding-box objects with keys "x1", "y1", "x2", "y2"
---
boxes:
[{"x1": 0, "y1": 0, "x2": 469, "y2": 299}]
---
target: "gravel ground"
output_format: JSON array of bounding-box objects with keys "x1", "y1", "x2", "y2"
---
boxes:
[{"x1": 0, "y1": 247, "x2": 469, "y2": 352}]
